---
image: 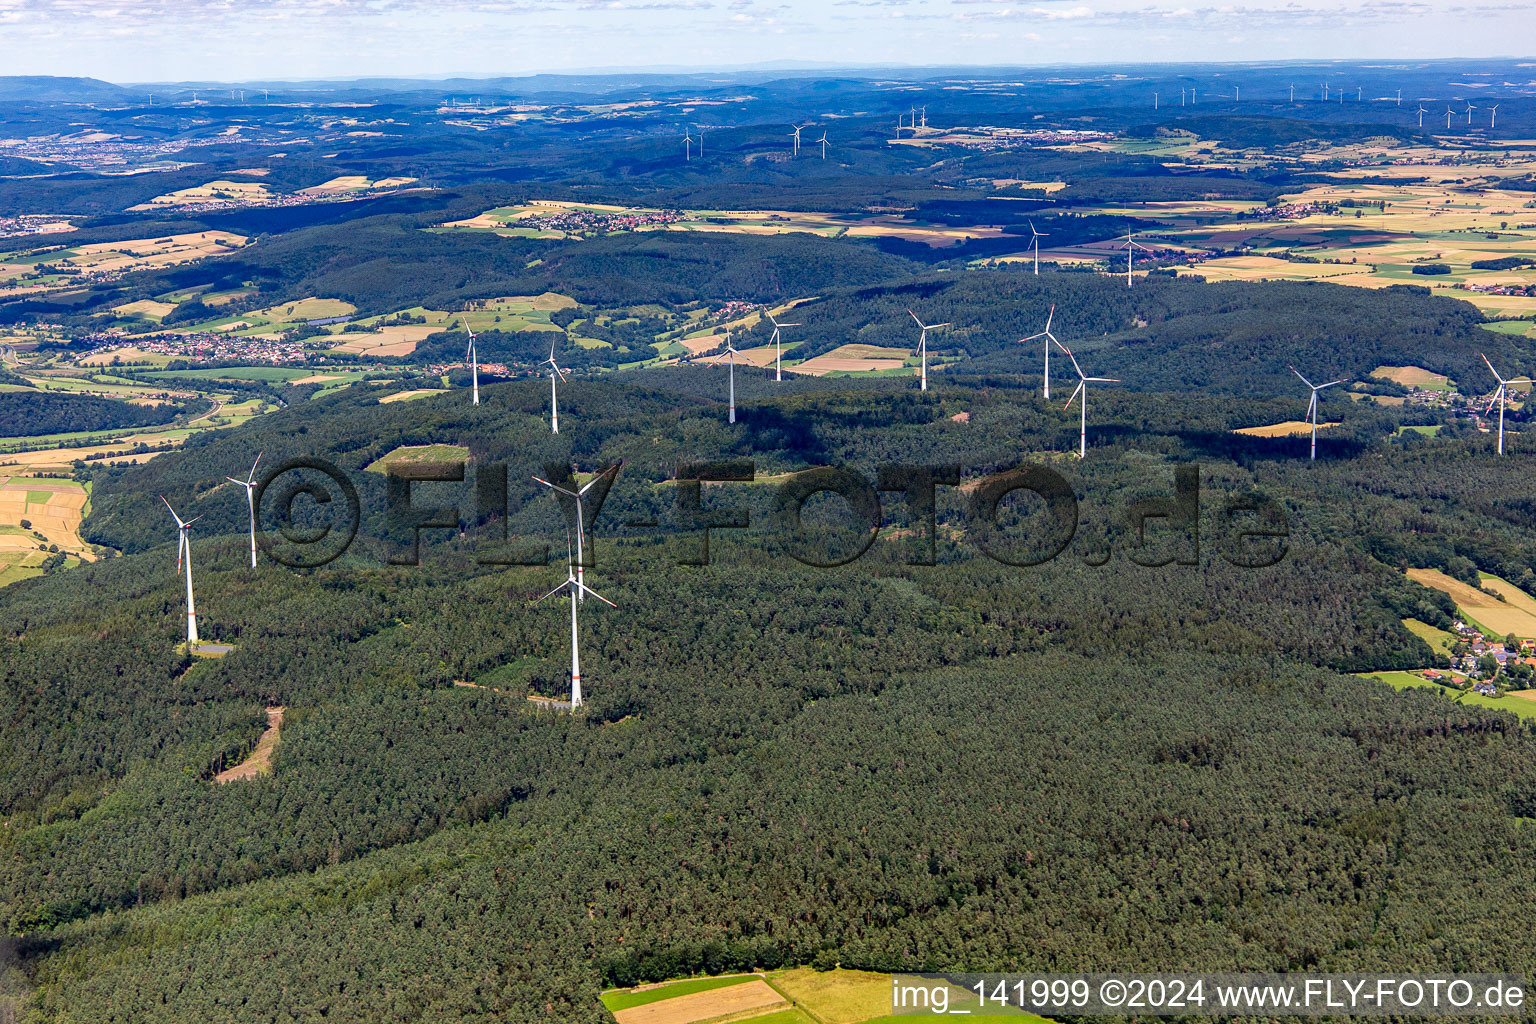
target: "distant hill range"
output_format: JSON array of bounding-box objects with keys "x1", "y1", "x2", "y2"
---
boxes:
[{"x1": 0, "y1": 76, "x2": 135, "y2": 102}]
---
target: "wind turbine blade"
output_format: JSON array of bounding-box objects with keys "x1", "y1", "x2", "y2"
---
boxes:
[
  {"x1": 226, "y1": 477, "x2": 248, "y2": 486},
  {"x1": 1023, "y1": 331, "x2": 1049, "y2": 342},
  {"x1": 248, "y1": 451, "x2": 262, "y2": 483},
  {"x1": 577, "y1": 460, "x2": 624, "y2": 495},
  {"x1": 1052, "y1": 338, "x2": 1085, "y2": 379},
  {"x1": 907, "y1": 308, "x2": 924, "y2": 328},
  {"x1": 1064, "y1": 381, "x2": 1084, "y2": 410},
  {"x1": 1086, "y1": 377, "x2": 1121, "y2": 383},
  {"x1": 553, "y1": 365, "x2": 568, "y2": 383},
  {"x1": 1288, "y1": 365, "x2": 1315, "y2": 389},
  {"x1": 1045, "y1": 304, "x2": 1054, "y2": 332},
  {"x1": 1481, "y1": 352, "x2": 1503, "y2": 382},
  {"x1": 536, "y1": 581, "x2": 569, "y2": 603},
  {"x1": 931, "y1": 322, "x2": 952, "y2": 329},
  {"x1": 1505, "y1": 377, "x2": 1533, "y2": 384},
  {"x1": 531, "y1": 476, "x2": 579, "y2": 498},
  {"x1": 576, "y1": 581, "x2": 617, "y2": 607},
  {"x1": 1318, "y1": 379, "x2": 1349, "y2": 389},
  {"x1": 779, "y1": 322, "x2": 801, "y2": 327},
  {"x1": 160, "y1": 495, "x2": 184, "y2": 527}
]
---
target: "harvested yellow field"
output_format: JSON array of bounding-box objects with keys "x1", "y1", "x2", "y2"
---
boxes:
[
  {"x1": 64, "y1": 232, "x2": 248, "y2": 274},
  {"x1": 1407, "y1": 568, "x2": 1536, "y2": 638},
  {"x1": 795, "y1": 344, "x2": 910, "y2": 376},
  {"x1": 612, "y1": 979, "x2": 784, "y2": 1024},
  {"x1": 327, "y1": 323, "x2": 441, "y2": 355},
  {"x1": 1176, "y1": 256, "x2": 1375, "y2": 283},
  {"x1": 365, "y1": 444, "x2": 470, "y2": 473},
  {"x1": 1234, "y1": 420, "x2": 1338, "y2": 437},
  {"x1": 252, "y1": 297, "x2": 356, "y2": 321},
  {"x1": 771, "y1": 968, "x2": 892, "y2": 1024},
  {"x1": 0, "y1": 434, "x2": 179, "y2": 471},
  {"x1": 299, "y1": 175, "x2": 417, "y2": 195},
  {"x1": 0, "y1": 478, "x2": 92, "y2": 557},
  {"x1": 1373, "y1": 365, "x2": 1449, "y2": 388},
  {"x1": 378, "y1": 389, "x2": 449, "y2": 403},
  {"x1": 130, "y1": 179, "x2": 273, "y2": 209},
  {"x1": 110, "y1": 299, "x2": 178, "y2": 320}
]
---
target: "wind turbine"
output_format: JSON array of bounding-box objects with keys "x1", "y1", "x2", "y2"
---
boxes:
[
  {"x1": 817, "y1": 130, "x2": 829, "y2": 159},
  {"x1": 907, "y1": 310, "x2": 951, "y2": 393},
  {"x1": 1417, "y1": 105, "x2": 1428, "y2": 128},
  {"x1": 537, "y1": 530, "x2": 615, "y2": 709},
  {"x1": 161, "y1": 497, "x2": 201, "y2": 644},
  {"x1": 789, "y1": 123, "x2": 807, "y2": 155},
  {"x1": 533, "y1": 462, "x2": 620, "y2": 603},
  {"x1": 1154, "y1": 91, "x2": 1158, "y2": 110},
  {"x1": 1466, "y1": 101, "x2": 1476, "y2": 125},
  {"x1": 920, "y1": 105, "x2": 928, "y2": 128},
  {"x1": 1120, "y1": 233, "x2": 1153, "y2": 287},
  {"x1": 698, "y1": 125, "x2": 705, "y2": 156},
  {"x1": 1289, "y1": 83, "x2": 1295, "y2": 102},
  {"x1": 1288, "y1": 365, "x2": 1348, "y2": 461},
  {"x1": 684, "y1": 127, "x2": 694, "y2": 160},
  {"x1": 1023, "y1": 303, "x2": 1060, "y2": 399},
  {"x1": 1491, "y1": 103, "x2": 1500, "y2": 129},
  {"x1": 709, "y1": 331, "x2": 743, "y2": 422},
  {"x1": 543, "y1": 338, "x2": 569, "y2": 434},
  {"x1": 225, "y1": 452, "x2": 262, "y2": 568},
  {"x1": 1055, "y1": 340, "x2": 1120, "y2": 459},
  {"x1": 1027, "y1": 220, "x2": 1048, "y2": 275},
  {"x1": 1480, "y1": 352, "x2": 1532, "y2": 455},
  {"x1": 1397, "y1": 88, "x2": 1402, "y2": 105},
  {"x1": 766, "y1": 312, "x2": 801, "y2": 382},
  {"x1": 1446, "y1": 107, "x2": 1455, "y2": 129},
  {"x1": 462, "y1": 321, "x2": 479, "y2": 406}
]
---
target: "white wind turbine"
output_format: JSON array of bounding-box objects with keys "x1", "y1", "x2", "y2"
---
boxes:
[
  {"x1": 1446, "y1": 107, "x2": 1455, "y2": 129},
  {"x1": 1055, "y1": 339, "x2": 1120, "y2": 459},
  {"x1": 1027, "y1": 220, "x2": 1048, "y2": 275},
  {"x1": 684, "y1": 127, "x2": 694, "y2": 160},
  {"x1": 462, "y1": 321, "x2": 479, "y2": 406},
  {"x1": 225, "y1": 452, "x2": 262, "y2": 568},
  {"x1": 543, "y1": 338, "x2": 569, "y2": 434},
  {"x1": 817, "y1": 130, "x2": 829, "y2": 159},
  {"x1": 1480, "y1": 352, "x2": 1532, "y2": 455},
  {"x1": 1288, "y1": 365, "x2": 1348, "y2": 461},
  {"x1": 1490, "y1": 104, "x2": 1500, "y2": 129},
  {"x1": 790, "y1": 123, "x2": 807, "y2": 155},
  {"x1": 1417, "y1": 105, "x2": 1428, "y2": 128},
  {"x1": 537, "y1": 531, "x2": 615, "y2": 709},
  {"x1": 1465, "y1": 101, "x2": 1476, "y2": 125},
  {"x1": 766, "y1": 312, "x2": 801, "y2": 382},
  {"x1": 709, "y1": 331, "x2": 743, "y2": 422},
  {"x1": 907, "y1": 309, "x2": 951, "y2": 392},
  {"x1": 162, "y1": 497, "x2": 201, "y2": 644},
  {"x1": 533, "y1": 462, "x2": 620, "y2": 604},
  {"x1": 1120, "y1": 233, "x2": 1153, "y2": 287},
  {"x1": 1023, "y1": 304, "x2": 1060, "y2": 400}
]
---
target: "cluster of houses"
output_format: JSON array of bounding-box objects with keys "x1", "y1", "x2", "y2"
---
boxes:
[
  {"x1": 0, "y1": 215, "x2": 73, "y2": 240},
  {"x1": 1459, "y1": 281, "x2": 1536, "y2": 298},
  {"x1": 74, "y1": 330, "x2": 313, "y2": 365},
  {"x1": 513, "y1": 207, "x2": 685, "y2": 236},
  {"x1": 1422, "y1": 620, "x2": 1536, "y2": 694}
]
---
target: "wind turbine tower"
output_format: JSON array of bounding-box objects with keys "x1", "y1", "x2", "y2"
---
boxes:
[
  {"x1": 1491, "y1": 104, "x2": 1500, "y2": 129},
  {"x1": 161, "y1": 497, "x2": 201, "y2": 644},
  {"x1": 544, "y1": 339, "x2": 569, "y2": 433},
  {"x1": 1480, "y1": 352, "x2": 1531, "y2": 455},
  {"x1": 225, "y1": 453, "x2": 263, "y2": 568},
  {"x1": 462, "y1": 321, "x2": 480, "y2": 406},
  {"x1": 684, "y1": 128, "x2": 694, "y2": 160},
  {"x1": 1027, "y1": 220, "x2": 1048, "y2": 275},
  {"x1": 537, "y1": 534, "x2": 615, "y2": 709},
  {"x1": 766, "y1": 312, "x2": 801, "y2": 382},
  {"x1": 1466, "y1": 101, "x2": 1476, "y2": 125},
  {"x1": 817, "y1": 130, "x2": 829, "y2": 159},
  {"x1": 1023, "y1": 304, "x2": 1061, "y2": 400},
  {"x1": 709, "y1": 331, "x2": 743, "y2": 422},
  {"x1": 1289, "y1": 365, "x2": 1348, "y2": 460},
  {"x1": 1055, "y1": 340, "x2": 1121, "y2": 459},
  {"x1": 907, "y1": 310, "x2": 951, "y2": 393},
  {"x1": 1120, "y1": 233, "x2": 1153, "y2": 287},
  {"x1": 1417, "y1": 105, "x2": 1428, "y2": 128}
]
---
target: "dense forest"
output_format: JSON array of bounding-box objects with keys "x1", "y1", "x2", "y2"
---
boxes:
[{"x1": 0, "y1": 392, "x2": 195, "y2": 437}]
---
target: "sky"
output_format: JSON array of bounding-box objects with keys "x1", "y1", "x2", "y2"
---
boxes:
[{"x1": 0, "y1": 0, "x2": 1532, "y2": 83}]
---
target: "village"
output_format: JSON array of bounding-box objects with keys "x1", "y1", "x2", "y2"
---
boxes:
[{"x1": 1416, "y1": 618, "x2": 1536, "y2": 697}]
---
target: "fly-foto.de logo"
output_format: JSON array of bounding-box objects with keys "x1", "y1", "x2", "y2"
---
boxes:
[{"x1": 247, "y1": 457, "x2": 1289, "y2": 570}]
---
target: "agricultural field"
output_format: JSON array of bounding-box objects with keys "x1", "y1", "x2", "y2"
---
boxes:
[
  {"x1": 1405, "y1": 568, "x2": 1536, "y2": 638},
  {"x1": 793, "y1": 344, "x2": 912, "y2": 376},
  {"x1": 365, "y1": 443, "x2": 471, "y2": 473},
  {"x1": 1403, "y1": 617, "x2": 1459, "y2": 658},
  {"x1": 439, "y1": 200, "x2": 1005, "y2": 248},
  {"x1": 601, "y1": 970, "x2": 1053, "y2": 1024},
  {"x1": 325, "y1": 294, "x2": 572, "y2": 356},
  {"x1": 1233, "y1": 419, "x2": 1336, "y2": 437},
  {"x1": 0, "y1": 231, "x2": 248, "y2": 297},
  {"x1": 1372, "y1": 364, "x2": 1452, "y2": 389},
  {"x1": 129, "y1": 177, "x2": 275, "y2": 210},
  {"x1": 0, "y1": 475, "x2": 93, "y2": 565}
]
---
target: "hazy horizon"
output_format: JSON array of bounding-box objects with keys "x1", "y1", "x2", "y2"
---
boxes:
[{"x1": 3, "y1": 0, "x2": 1533, "y2": 84}]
